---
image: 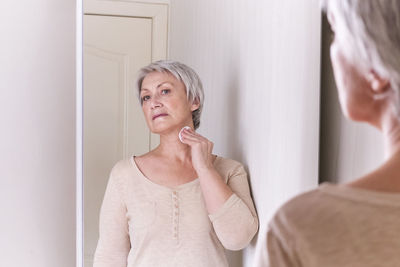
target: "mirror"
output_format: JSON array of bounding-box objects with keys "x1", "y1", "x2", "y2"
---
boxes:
[{"x1": 82, "y1": 1, "x2": 322, "y2": 267}]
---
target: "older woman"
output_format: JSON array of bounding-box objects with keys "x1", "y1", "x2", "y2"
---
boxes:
[
  {"x1": 263, "y1": 1, "x2": 400, "y2": 266},
  {"x1": 93, "y1": 60, "x2": 258, "y2": 266}
]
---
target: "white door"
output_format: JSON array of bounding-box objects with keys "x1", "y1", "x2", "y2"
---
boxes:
[{"x1": 83, "y1": 14, "x2": 159, "y2": 266}]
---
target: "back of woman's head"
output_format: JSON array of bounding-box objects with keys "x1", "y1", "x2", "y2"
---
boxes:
[{"x1": 322, "y1": 0, "x2": 400, "y2": 115}]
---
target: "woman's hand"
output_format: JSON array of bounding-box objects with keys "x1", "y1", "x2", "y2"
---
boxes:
[
  {"x1": 180, "y1": 128, "x2": 215, "y2": 174},
  {"x1": 180, "y1": 127, "x2": 233, "y2": 214}
]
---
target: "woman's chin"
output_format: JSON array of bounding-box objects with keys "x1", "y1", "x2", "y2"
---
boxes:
[
  {"x1": 149, "y1": 127, "x2": 165, "y2": 135},
  {"x1": 148, "y1": 119, "x2": 193, "y2": 135},
  {"x1": 149, "y1": 124, "x2": 178, "y2": 135},
  {"x1": 342, "y1": 105, "x2": 373, "y2": 123}
]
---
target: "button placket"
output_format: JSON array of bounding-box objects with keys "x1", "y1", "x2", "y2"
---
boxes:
[{"x1": 172, "y1": 191, "x2": 179, "y2": 241}]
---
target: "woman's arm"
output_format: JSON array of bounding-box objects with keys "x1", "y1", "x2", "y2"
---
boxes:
[
  {"x1": 207, "y1": 163, "x2": 259, "y2": 250},
  {"x1": 180, "y1": 128, "x2": 233, "y2": 213},
  {"x1": 266, "y1": 217, "x2": 302, "y2": 267},
  {"x1": 93, "y1": 169, "x2": 130, "y2": 267},
  {"x1": 181, "y1": 128, "x2": 258, "y2": 250},
  {"x1": 267, "y1": 228, "x2": 301, "y2": 267}
]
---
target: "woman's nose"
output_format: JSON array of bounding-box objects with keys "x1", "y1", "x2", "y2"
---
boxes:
[{"x1": 150, "y1": 96, "x2": 162, "y2": 109}]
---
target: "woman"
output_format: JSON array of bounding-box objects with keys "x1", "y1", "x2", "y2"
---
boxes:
[
  {"x1": 93, "y1": 60, "x2": 258, "y2": 267},
  {"x1": 264, "y1": 1, "x2": 400, "y2": 266}
]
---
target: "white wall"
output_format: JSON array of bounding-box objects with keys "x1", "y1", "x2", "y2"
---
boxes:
[
  {"x1": 169, "y1": 1, "x2": 321, "y2": 266},
  {"x1": 319, "y1": 17, "x2": 384, "y2": 184},
  {"x1": 0, "y1": 1, "x2": 76, "y2": 266}
]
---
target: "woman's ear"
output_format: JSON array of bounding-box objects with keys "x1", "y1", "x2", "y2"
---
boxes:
[
  {"x1": 190, "y1": 97, "x2": 200, "y2": 111},
  {"x1": 367, "y1": 70, "x2": 391, "y2": 98}
]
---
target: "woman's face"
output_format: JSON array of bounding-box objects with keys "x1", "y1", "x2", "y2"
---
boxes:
[
  {"x1": 140, "y1": 71, "x2": 199, "y2": 134},
  {"x1": 328, "y1": 11, "x2": 377, "y2": 122}
]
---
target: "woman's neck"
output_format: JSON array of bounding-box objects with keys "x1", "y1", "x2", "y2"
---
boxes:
[
  {"x1": 381, "y1": 112, "x2": 400, "y2": 159},
  {"x1": 348, "y1": 113, "x2": 400, "y2": 192},
  {"x1": 154, "y1": 131, "x2": 192, "y2": 163}
]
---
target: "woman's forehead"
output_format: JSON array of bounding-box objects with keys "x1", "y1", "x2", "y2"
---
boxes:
[
  {"x1": 142, "y1": 71, "x2": 178, "y2": 86},
  {"x1": 141, "y1": 71, "x2": 186, "y2": 93}
]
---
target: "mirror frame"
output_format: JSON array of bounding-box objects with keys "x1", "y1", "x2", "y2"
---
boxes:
[{"x1": 76, "y1": 0, "x2": 83, "y2": 266}]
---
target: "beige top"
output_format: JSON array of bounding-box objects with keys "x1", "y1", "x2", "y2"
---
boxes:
[
  {"x1": 264, "y1": 183, "x2": 400, "y2": 267},
  {"x1": 93, "y1": 155, "x2": 258, "y2": 267}
]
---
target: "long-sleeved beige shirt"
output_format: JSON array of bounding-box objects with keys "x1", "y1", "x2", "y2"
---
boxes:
[
  {"x1": 93, "y1": 155, "x2": 258, "y2": 267},
  {"x1": 262, "y1": 182, "x2": 400, "y2": 267}
]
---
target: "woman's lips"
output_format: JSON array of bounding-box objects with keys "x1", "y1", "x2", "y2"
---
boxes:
[{"x1": 152, "y1": 113, "x2": 168, "y2": 120}]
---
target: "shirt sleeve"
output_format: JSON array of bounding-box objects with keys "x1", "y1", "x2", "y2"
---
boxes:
[
  {"x1": 208, "y1": 164, "x2": 259, "y2": 250},
  {"x1": 93, "y1": 169, "x2": 130, "y2": 267},
  {"x1": 266, "y1": 210, "x2": 303, "y2": 267},
  {"x1": 267, "y1": 227, "x2": 302, "y2": 267}
]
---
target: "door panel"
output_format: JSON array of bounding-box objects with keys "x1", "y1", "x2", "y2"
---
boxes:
[{"x1": 83, "y1": 14, "x2": 152, "y2": 266}]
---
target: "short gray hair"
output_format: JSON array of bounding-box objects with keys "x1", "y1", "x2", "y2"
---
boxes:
[
  {"x1": 321, "y1": 0, "x2": 400, "y2": 115},
  {"x1": 136, "y1": 60, "x2": 204, "y2": 130}
]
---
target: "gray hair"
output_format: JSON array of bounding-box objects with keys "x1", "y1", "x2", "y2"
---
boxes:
[
  {"x1": 321, "y1": 0, "x2": 400, "y2": 115},
  {"x1": 136, "y1": 60, "x2": 204, "y2": 130}
]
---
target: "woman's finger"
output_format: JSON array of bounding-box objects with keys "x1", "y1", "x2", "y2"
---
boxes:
[
  {"x1": 209, "y1": 141, "x2": 214, "y2": 155},
  {"x1": 180, "y1": 133, "x2": 202, "y2": 145},
  {"x1": 183, "y1": 129, "x2": 209, "y2": 142},
  {"x1": 180, "y1": 138, "x2": 197, "y2": 147},
  {"x1": 181, "y1": 135, "x2": 210, "y2": 152},
  {"x1": 181, "y1": 130, "x2": 203, "y2": 142},
  {"x1": 208, "y1": 141, "x2": 214, "y2": 154}
]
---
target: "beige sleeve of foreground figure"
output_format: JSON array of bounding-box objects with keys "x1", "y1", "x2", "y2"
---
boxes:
[
  {"x1": 266, "y1": 227, "x2": 302, "y2": 267},
  {"x1": 93, "y1": 170, "x2": 130, "y2": 267},
  {"x1": 208, "y1": 164, "x2": 259, "y2": 250}
]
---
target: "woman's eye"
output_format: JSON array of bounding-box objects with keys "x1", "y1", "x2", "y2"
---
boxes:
[
  {"x1": 142, "y1": 95, "x2": 150, "y2": 101},
  {"x1": 161, "y1": 89, "x2": 170, "y2": 94}
]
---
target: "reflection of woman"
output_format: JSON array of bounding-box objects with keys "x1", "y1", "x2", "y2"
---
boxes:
[
  {"x1": 93, "y1": 60, "x2": 258, "y2": 266},
  {"x1": 265, "y1": 1, "x2": 400, "y2": 266}
]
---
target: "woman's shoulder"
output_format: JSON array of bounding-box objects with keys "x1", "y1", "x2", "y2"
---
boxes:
[
  {"x1": 110, "y1": 156, "x2": 133, "y2": 173},
  {"x1": 271, "y1": 187, "x2": 323, "y2": 223},
  {"x1": 269, "y1": 183, "x2": 400, "y2": 257},
  {"x1": 107, "y1": 156, "x2": 138, "y2": 185},
  {"x1": 214, "y1": 155, "x2": 247, "y2": 177},
  {"x1": 215, "y1": 155, "x2": 242, "y2": 166},
  {"x1": 268, "y1": 182, "x2": 384, "y2": 238},
  {"x1": 268, "y1": 187, "x2": 334, "y2": 246}
]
